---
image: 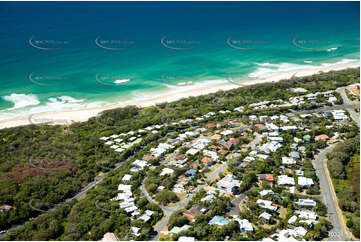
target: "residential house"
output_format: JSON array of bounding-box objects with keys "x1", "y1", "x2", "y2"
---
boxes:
[
  {"x1": 256, "y1": 199, "x2": 278, "y2": 211},
  {"x1": 257, "y1": 174, "x2": 274, "y2": 184},
  {"x1": 259, "y1": 212, "x2": 272, "y2": 223},
  {"x1": 216, "y1": 174, "x2": 242, "y2": 194},
  {"x1": 277, "y1": 175, "x2": 295, "y2": 186},
  {"x1": 297, "y1": 199, "x2": 317, "y2": 208},
  {"x1": 298, "y1": 177, "x2": 314, "y2": 188},
  {"x1": 259, "y1": 190, "x2": 274, "y2": 197},
  {"x1": 178, "y1": 237, "x2": 195, "y2": 241},
  {"x1": 315, "y1": 134, "x2": 329, "y2": 141},
  {"x1": 170, "y1": 225, "x2": 191, "y2": 234},
  {"x1": 208, "y1": 216, "x2": 230, "y2": 226},
  {"x1": 282, "y1": 157, "x2": 296, "y2": 165},
  {"x1": 101, "y1": 233, "x2": 120, "y2": 241}
]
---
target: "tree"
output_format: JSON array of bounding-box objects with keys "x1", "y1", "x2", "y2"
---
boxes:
[{"x1": 155, "y1": 190, "x2": 179, "y2": 205}]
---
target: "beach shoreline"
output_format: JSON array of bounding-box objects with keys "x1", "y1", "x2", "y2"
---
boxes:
[{"x1": 0, "y1": 60, "x2": 359, "y2": 130}]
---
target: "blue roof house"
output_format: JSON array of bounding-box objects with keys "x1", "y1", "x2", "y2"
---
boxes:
[
  {"x1": 208, "y1": 216, "x2": 230, "y2": 226},
  {"x1": 185, "y1": 169, "x2": 197, "y2": 177}
]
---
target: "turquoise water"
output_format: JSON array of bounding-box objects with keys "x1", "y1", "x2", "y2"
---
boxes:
[{"x1": 0, "y1": 2, "x2": 359, "y2": 120}]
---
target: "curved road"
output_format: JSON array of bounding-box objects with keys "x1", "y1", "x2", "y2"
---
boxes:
[
  {"x1": 314, "y1": 145, "x2": 351, "y2": 241},
  {"x1": 1, "y1": 160, "x2": 125, "y2": 238},
  {"x1": 141, "y1": 160, "x2": 234, "y2": 240},
  {"x1": 337, "y1": 87, "x2": 360, "y2": 127}
]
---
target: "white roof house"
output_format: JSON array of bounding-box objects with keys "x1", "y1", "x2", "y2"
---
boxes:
[
  {"x1": 220, "y1": 130, "x2": 233, "y2": 136},
  {"x1": 257, "y1": 199, "x2": 277, "y2": 211},
  {"x1": 160, "y1": 168, "x2": 174, "y2": 176},
  {"x1": 150, "y1": 143, "x2": 174, "y2": 157},
  {"x1": 277, "y1": 175, "x2": 295, "y2": 186},
  {"x1": 259, "y1": 212, "x2": 272, "y2": 221},
  {"x1": 259, "y1": 190, "x2": 274, "y2": 197},
  {"x1": 331, "y1": 110, "x2": 348, "y2": 120},
  {"x1": 237, "y1": 218, "x2": 254, "y2": 232},
  {"x1": 125, "y1": 206, "x2": 138, "y2": 213},
  {"x1": 288, "y1": 215, "x2": 297, "y2": 224},
  {"x1": 170, "y1": 225, "x2": 191, "y2": 234},
  {"x1": 115, "y1": 148, "x2": 125, "y2": 153},
  {"x1": 295, "y1": 210, "x2": 317, "y2": 221},
  {"x1": 295, "y1": 170, "x2": 304, "y2": 176},
  {"x1": 122, "y1": 174, "x2": 132, "y2": 182},
  {"x1": 186, "y1": 148, "x2": 199, "y2": 156},
  {"x1": 268, "y1": 136, "x2": 284, "y2": 143},
  {"x1": 178, "y1": 236, "x2": 195, "y2": 241},
  {"x1": 130, "y1": 227, "x2": 141, "y2": 237},
  {"x1": 185, "y1": 131, "x2": 199, "y2": 137},
  {"x1": 110, "y1": 145, "x2": 119, "y2": 149},
  {"x1": 105, "y1": 141, "x2": 114, "y2": 145},
  {"x1": 138, "y1": 214, "x2": 151, "y2": 222},
  {"x1": 201, "y1": 194, "x2": 215, "y2": 202},
  {"x1": 249, "y1": 115, "x2": 258, "y2": 121},
  {"x1": 133, "y1": 160, "x2": 149, "y2": 169},
  {"x1": 203, "y1": 150, "x2": 218, "y2": 161},
  {"x1": 118, "y1": 184, "x2": 132, "y2": 192},
  {"x1": 281, "y1": 126, "x2": 298, "y2": 131},
  {"x1": 192, "y1": 138, "x2": 211, "y2": 150},
  {"x1": 216, "y1": 174, "x2": 241, "y2": 193},
  {"x1": 293, "y1": 227, "x2": 308, "y2": 237},
  {"x1": 256, "y1": 154, "x2": 269, "y2": 160},
  {"x1": 243, "y1": 156, "x2": 255, "y2": 162},
  {"x1": 266, "y1": 123, "x2": 279, "y2": 131},
  {"x1": 282, "y1": 157, "x2": 296, "y2": 165},
  {"x1": 297, "y1": 199, "x2": 317, "y2": 207},
  {"x1": 298, "y1": 177, "x2": 314, "y2": 187}
]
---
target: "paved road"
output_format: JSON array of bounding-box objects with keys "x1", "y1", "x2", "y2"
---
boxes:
[
  {"x1": 1, "y1": 160, "x2": 126, "y2": 238},
  {"x1": 143, "y1": 133, "x2": 263, "y2": 240},
  {"x1": 141, "y1": 157, "x2": 235, "y2": 240},
  {"x1": 229, "y1": 193, "x2": 246, "y2": 216},
  {"x1": 337, "y1": 87, "x2": 360, "y2": 127},
  {"x1": 314, "y1": 145, "x2": 351, "y2": 241}
]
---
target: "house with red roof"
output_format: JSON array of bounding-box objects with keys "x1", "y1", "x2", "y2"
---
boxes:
[{"x1": 315, "y1": 134, "x2": 329, "y2": 141}]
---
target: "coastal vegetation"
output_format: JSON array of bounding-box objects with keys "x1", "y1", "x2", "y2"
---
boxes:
[
  {"x1": 0, "y1": 67, "x2": 359, "y2": 240},
  {"x1": 327, "y1": 136, "x2": 360, "y2": 238}
]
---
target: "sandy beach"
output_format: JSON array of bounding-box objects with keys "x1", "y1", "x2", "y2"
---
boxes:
[{"x1": 0, "y1": 60, "x2": 359, "y2": 130}]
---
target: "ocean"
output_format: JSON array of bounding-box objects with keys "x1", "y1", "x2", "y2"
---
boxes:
[{"x1": 0, "y1": 1, "x2": 359, "y2": 121}]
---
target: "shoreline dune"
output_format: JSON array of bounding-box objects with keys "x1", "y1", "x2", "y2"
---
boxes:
[{"x1": 0, "y1": 60, "x2": 359, "y2": 130}]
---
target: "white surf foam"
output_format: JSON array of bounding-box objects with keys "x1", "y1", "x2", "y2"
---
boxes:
[
  {"x1": 2, "y1": 93, "x2": 40, "y2": 110},
  {"x1": 249, "y1": 58, "x2": 359, "y2": 79}
]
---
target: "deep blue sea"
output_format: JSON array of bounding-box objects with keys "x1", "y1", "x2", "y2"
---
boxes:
[{"x1": 0, "y1": 1, "x2": 359, "y2": 120}]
